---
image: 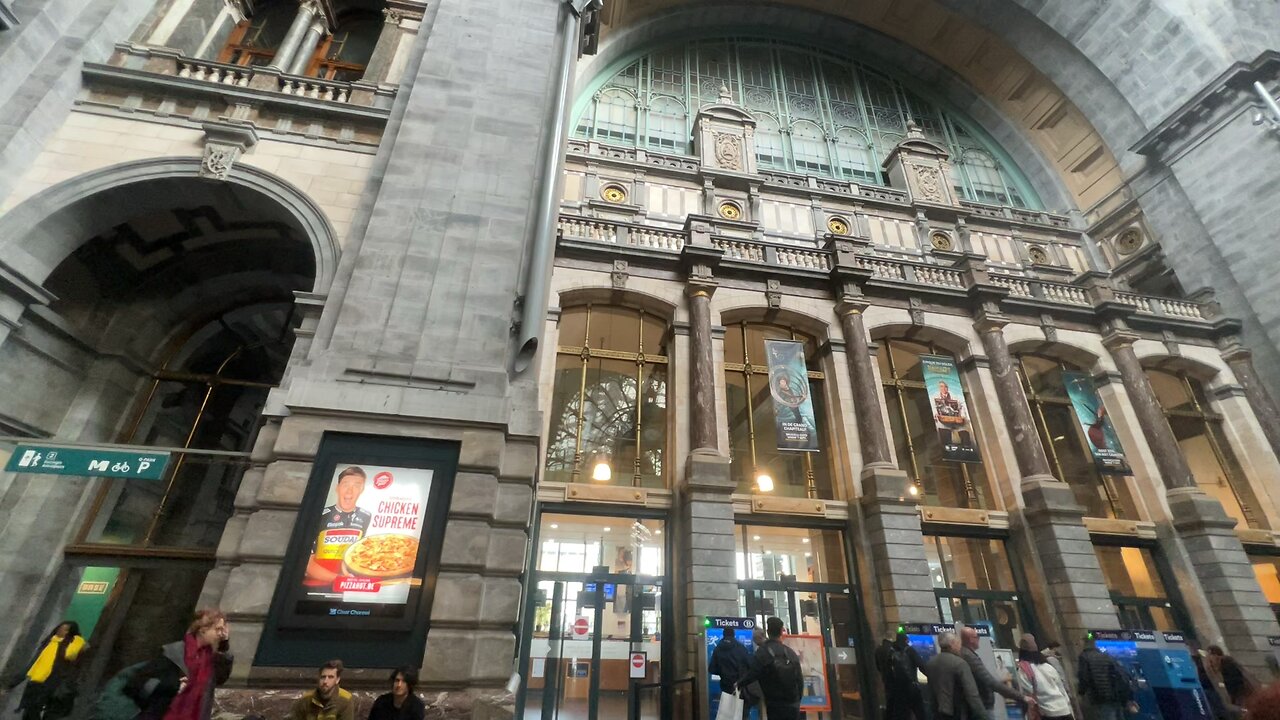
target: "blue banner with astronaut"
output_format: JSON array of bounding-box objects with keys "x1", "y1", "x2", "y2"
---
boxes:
[
  {"x1": 764, "y1": 339, "x2": 820, "y2": 452},
  {"x1": 1062, "y1": 371, "x2": 1131, "y2": 475},
  {"x1": 921, "y1": 354, "x2": 981, "y2": 463}
]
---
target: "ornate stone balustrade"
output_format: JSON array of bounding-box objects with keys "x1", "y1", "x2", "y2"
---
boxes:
[{"x1": 557, "y1": 213, "x2": 1216, "y2": 326}]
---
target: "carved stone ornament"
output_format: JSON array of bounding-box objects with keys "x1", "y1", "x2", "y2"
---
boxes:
[
  {"x1": 1026, "y1": 245, "x2": 1050, "y2": 265},
  {"x1": 766, "y1": 279, "x2": 782, "y2": 309},
  {"x1": 1115, "y1": 228, "x2": 1143, "y2": 256},
  {"x1": 827, "y1": 216, "x2": 851, "y2": 236},
  {"x1": 611, "y1": 259, "x2": 629, "y2": 289},
  {"x1": 913, "y1": 164, "x2": 944, "y2": 203},
  {"x1": 929, "y1": 230, "x2": 953, "y2": 251},
  {"x1": 714, "y1": 133, "x2": 742, "y2": 170},
  {"x1": 198, "y1": 121, "x2": 258, "y2": 182},
  {"x1": 200, "y1": 144, "x2": 240, "y2": 180},
  {"x1": 909, "y1": 296, "x2": 925, "y2": 326}
]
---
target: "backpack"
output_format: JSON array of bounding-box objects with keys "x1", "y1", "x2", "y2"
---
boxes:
[
  {"x1": 761, "y1": 643, "x2": 804, "y2": 703},
  {"x1": 90, "y1": 661, "x2": 148, "y2": 720},
  {"x1": 887, "y1": 644, "x2": 917, "y2": 688}
]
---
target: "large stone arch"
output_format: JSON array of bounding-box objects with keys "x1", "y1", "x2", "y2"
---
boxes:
[{"x1": 0, "y1": 157, "x2": 339, "y2": 296}]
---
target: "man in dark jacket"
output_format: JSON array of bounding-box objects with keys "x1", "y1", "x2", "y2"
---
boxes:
[
  {"x1": 709, "y1": 628, "x2": 751, "y2": 717},
  {"x1": 926, "y1": 632, "x2": 989, "y2": 720},
  {"x1": 1077, "y1": 639, "x2": 1135, "y2": 720},
  {"x1": 960, "y1": 627, "x2": 1026, "y2": 713},
  {"x1": 736, "y1": 617, "x2": 804, "y2": 720},
  {"x1": 875, "y1": 630, "x2": 929, "y2": 720}
]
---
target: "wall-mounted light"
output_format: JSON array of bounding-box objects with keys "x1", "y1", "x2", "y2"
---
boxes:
[
  {"x1": 1254, "y1": 81, "x2": 1280, "y2": 134},
  {"x1": 907, "y1": 484, "x2": 920, "y2": 497},
  {"x1": 756, "y1": 473, "x2": 774, "y2": 493},
  {"x1": 591, "y1": 459, "x2": 612, "y2": 482}
]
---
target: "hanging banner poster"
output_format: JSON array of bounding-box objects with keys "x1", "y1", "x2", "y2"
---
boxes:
[
  {"x1": 921, "y1": 354, "x2": 981, "y2": 463},
  {"x1": 297, "y1": 463, "x2": 433, "y2": 611},
  {"x1": 780, "y1": 634, "x2": 831, "y2": 712},
  {"x1": 764, "y1": 339, "x2": 819, "y2": 452},
  {"x1": 1062, "y1": 371, "x2": 1131, "y2": 475}
]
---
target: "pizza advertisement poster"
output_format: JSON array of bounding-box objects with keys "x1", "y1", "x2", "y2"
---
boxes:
[
  {"x1": 300, "y1": 463, "x2": 433, "y2": 609},
  {"x1": 921, "y1": 354, "x2": 982, "y2": 463}
]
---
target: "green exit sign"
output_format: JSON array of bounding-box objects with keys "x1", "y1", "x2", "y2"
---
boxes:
[{"x1": 5, "y1": 444, "x2": 170, "y2": 480}]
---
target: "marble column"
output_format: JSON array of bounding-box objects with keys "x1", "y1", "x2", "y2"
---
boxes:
[
  {"x1": 1103, "y1": 328, "x2": 1279, "y2": 672},
  {"x1": 1220, "y1": 338, "x2": 1280, "y2": 462},
  {"x1": 837, "y1": 300, "x2": 892, "y2": 467},
  {"x1": 286, "y1": 18, "x2": 326, "y2": 76},
  {"x1": 974, "y1": 310, "x2": 1054, "y2": 479},
  {"x1": 688, "y1": 285, "x2": 718, "y2": 452},
  {"x1": 266, "y1": 0, "x2": 319, "y2": 72}
]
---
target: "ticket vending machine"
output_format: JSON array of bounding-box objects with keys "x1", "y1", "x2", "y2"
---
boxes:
[
  {"x1": 1091, "y1": 629, "x2": 1209, "y2": 720},
  {"x1": 899, "y1": 623, "x2": 1016, "y2": 720}
]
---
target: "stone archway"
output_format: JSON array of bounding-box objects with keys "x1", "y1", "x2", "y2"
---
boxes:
[{"x1": 0, "y1": 157, "x2": 335, "y2": 677}]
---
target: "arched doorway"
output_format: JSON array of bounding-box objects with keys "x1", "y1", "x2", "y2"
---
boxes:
[{"x1": 0, "y1": 159, "x2": 334, "y2": 689}]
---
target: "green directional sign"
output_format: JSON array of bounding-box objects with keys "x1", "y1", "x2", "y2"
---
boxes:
[{"x1": 5, "y1": 444, "x2": 170, "y2": 480}]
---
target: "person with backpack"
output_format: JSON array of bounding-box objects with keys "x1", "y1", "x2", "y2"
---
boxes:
[
  {"x1": 1076, "y1": 637, "x2": 1136, "y2": 720},
  {"x1": 875, "y1": 629, "x2": 929, "y2": 720},
  {"x1": 735, "y1": 617, "x2": 804, "y2": 720},
  {"x1": 926, "y1": 631, "x2": 989, "y2": 720}
]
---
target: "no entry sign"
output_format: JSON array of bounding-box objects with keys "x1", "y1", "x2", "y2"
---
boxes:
[
  {"x1": 629, "y1": 651, "x2": 647, "y2": 678},
  {"x1": 572, "y1": 617, "x2": 590, "y2": 638}
]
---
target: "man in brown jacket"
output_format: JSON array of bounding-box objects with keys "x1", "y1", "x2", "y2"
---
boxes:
[{"x1": 291, "y1": 660, "x2": 355, "y2": 720}]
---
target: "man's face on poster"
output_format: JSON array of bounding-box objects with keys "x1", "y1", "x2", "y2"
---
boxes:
[
  {"x1": 336, "y1": 473, "x2": 365, "y2": 512},
  {"x1": 937, "y1": 381, "x2": 951, "y2": 399}
]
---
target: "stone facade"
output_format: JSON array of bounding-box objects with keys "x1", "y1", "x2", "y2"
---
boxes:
[{"x1": 1, "y1": 0, "x2": 1280, "y2": 717}]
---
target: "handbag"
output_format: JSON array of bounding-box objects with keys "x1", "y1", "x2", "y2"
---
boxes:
[{"x1": 716, "y1": 691, "x2": 745, "y2": 720}]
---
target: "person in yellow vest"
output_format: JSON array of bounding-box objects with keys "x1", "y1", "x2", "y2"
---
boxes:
[{"x1": 20, "y1": 621, "x2": 86, "y2": 720}]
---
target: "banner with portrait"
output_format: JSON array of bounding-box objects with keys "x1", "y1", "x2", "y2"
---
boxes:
[
  {"x1": 921, "y1": 354, "x2": 981, "y2": 463},
  {"x1": 764, "y1": 339, "x2": 820, "y2": 452},
  {"x1": 1061, "y1": 371, "x2": 1131, "y2": 475}
]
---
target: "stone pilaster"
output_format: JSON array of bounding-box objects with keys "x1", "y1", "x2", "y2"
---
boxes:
[
  {"x1": 961, "y1": 255, "x2": 1118, "y2": 659},
  {"x1": 1167, "y1": 487, "x2": 1279, "y2": 675},
  {"x1": 858, "y1": 466, "x2": 936, "y2": 633},
  {"x1": 679, "y1": 451, "x2": 736, "y2": 689},
  {"x1": 1104, "y1": 328, "x2": 1279, "y2": 673},
  {"x1": 1220, "y1": 337, "x2": 1280, "y2": 462},
  {"x1": 360, "y1": 8, "x2": 409, "y2": 83}
]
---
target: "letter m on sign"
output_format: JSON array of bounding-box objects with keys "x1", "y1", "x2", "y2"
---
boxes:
[{"x1": 88, "y1": 460, "x2": 109, "y2": 472}]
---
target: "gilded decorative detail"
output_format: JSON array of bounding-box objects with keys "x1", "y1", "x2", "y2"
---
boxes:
[
  {"x1": 1027, "y1": 244, "x2": 1050, "y2": 265},
  {"x1": 929, "y1": 230, "x2": 953, "y2": 251},
  {"x1": 718, "y1": 201, "x2": 742, "y2": 220},
  {"x1": 601, "y1": 184, "x2": 628, "y2": 203},
  {"x1": 827, "y1": 216, "x2": 851, "y2": 236}
]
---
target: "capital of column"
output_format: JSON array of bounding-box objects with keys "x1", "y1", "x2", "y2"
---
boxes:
[
  {"x1": 686, "y1": 281, "x2": 718, "y2": 299},
  {"x1": 1100, "y1": 327, "x2": 1140, "y2": 352},
  {"x1": 1218, "y1": 335, "x2": 1252, "y2": 364},
  {"x1": 972, "y1": 303, "x2": 1009, "y2": 334},
  {"x1": 836, "y1": 298, "x2": 870, "y2": 317}
]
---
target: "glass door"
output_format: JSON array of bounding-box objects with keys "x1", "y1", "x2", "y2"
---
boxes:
[
  {"x1": 740, "y1": 583, "x2": 867, "y2": 720},
  {"x1": 524, "y1": 575, "x2": 662, "y2": 720}
]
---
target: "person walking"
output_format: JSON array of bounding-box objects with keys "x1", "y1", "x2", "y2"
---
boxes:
[
  {"x1": 124, "y1": 609, "x2": 232, "y2": 720},
  {"x1": 959, "y1": 626, "x2": 1027, "y2": 714},
  {"x1": 366, "y1": 667, "x2": 424, "y2": 720},
  {"x1": 925, "y1": 631, "x2": 988, "y2": 720},
  {"x1": 1016, "y1": 635, "x2": 1074, "y2": 720},
  {"x1": 735, "y1": 617, "x2": 804, "y2": 720},
  {"x1": 1208, "y1": 646, "x2": 1258, "y2": 708},
  {"x1": 1076, "y1": 637, "x2": 1135, "y2": 720},
  {"x1": 17, "y1": 621, "x2": 86, "y2": 720},
  {"x1": 290, "y1": 660, "x2": 354, "y2": 720},
  {"x1": 875, "y1": 630, "x2": 929, "y2": 720},
  {"x1": 709, "y1": 628, "x2": 752, "y2": 718}
]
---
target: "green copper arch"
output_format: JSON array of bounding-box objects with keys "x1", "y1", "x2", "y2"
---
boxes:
[{"x1": 572, "y1": 35, "x2": 1043, "y2": 210}]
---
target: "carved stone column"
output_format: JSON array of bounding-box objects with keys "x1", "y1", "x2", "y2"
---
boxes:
[
  {"x1": 961, "y1": 256, "x2": 1119, "y2": 655},
  {"x1": 828, "y1": 238, "x2": 892, "y2": 468},
  {"x1": 266, "y1": 0, "x2": 320, "y2": 73},
  {"x1": 1220, "y1": 336, "x2": 1280, "y2": 462},
  {"x1": 1103, "y1": 325, "x2": 1279, "y2": 672},
  {"x1": 682, "y1": 220, "x2": 723, "y2": 453},
  {"x1": 285, "y1": 17, "x2": 326, "y2": 75}
]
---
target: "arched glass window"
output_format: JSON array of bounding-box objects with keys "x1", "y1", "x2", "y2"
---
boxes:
[
  {"x1": 1016, "y1": 355, "x2": 1139, "y2": 519},
  {"x1": 754, "y1": 114, "x2": 787, "y2": 170},
  {"x1": 1145, "y1": 368, "x2": 1263, "y2": 529},
  {"x1": 834, "y1": 127, "x2": 877, "y2": 184},
  {"x1": 574, "y1": 38, "x2": 1040, "y2": 208},
  {"x1": 593, "y1": 89, "x2": 638, "y2": 144},
  {"x1": 789, "y1": 121, "x2": 831, "y2": 176},
  {"x1": 645, "y1": 96, "x2": 687, "y2": 152},
  {"x1": 878, "y1": 338, "x2": 990, "y2": 509},
  {"x1": 723, "y1": 323, "x2": 834, "y2": 499},
  {"x1": 545, "y1": 306, "x2": 668, "y2": 488}
]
